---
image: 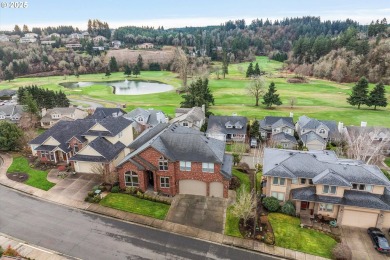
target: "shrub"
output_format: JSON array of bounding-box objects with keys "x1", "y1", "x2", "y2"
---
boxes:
[
  {"x1": 229, "y1": 176, "x2": 241, "y2": 190},
  {"x1": 264, "y1": 231, "x2": 275, "y2": 245},
  {"x1": 111, "y1": 186, "x2": 120, "y2": 193},
  {"x1": 262, "y1": 197, "x2": 280, "y2": 212},
  {"x1": 237, "y1": 162, "x2": 250, "y2": 173},
  {"x1": 0, "y1": 245, "x2": 3, "y2": 257},
  {"x1": 125, "y1": 187, "x2": 138, "y2": 194},
  {"x1": 332, "y1": 243, "x2": 352, "y2": 260},
  {"x1": 92, "y1": 195, "x2": 101, "y2": 203},
  {"x1": 281, "y1": 201, "x2": 296, "y2": 216},
  {"x1": 3, "y1": 245, "x2": 19, "y2": 257}
]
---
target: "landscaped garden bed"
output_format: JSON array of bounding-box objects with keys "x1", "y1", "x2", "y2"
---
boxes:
[{"x1": 7, "y1": 156, "x2": 55, "y2": 191}]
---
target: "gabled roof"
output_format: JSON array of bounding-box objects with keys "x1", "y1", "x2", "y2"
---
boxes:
[
  {"x1": 87, "y1": 107, "x2": 126, "y2": 120},
  {"x1": 272, "y1": 132, "x2": 298, "y2": 144},
  {"x1": 170, "y1": 107, "x2": 205, "y2": 124},
  {"x1": 124, "y1": 107, "x2": 166, "y2": 126},
  {"x1": 70, "y1": 137, "x2": 125, "y2": 162},
  {"x1": 0, "y1": 89, "x2": 17, "y2": 97},
  {"x1": 206, "y1": 115, "x2": 247, "y2": 135},
  {"x1": 297, "y1": 115, "x2": 338, "y2": 136},
  {"x1": 0, "y1": 105, "x2": 24, "y2": 117},
  {"x1": 313, "y1": 169, "x2": 352, "y2": 187},
  {"x1": 259, "y1": 116, "x2": 294, "y2": 131},
  {"x1": 84, "y1": 116, "x2": 132, "y2": 137},
  {"x1": 300, "y1": 131, "x2": 326, "y2": 144}
]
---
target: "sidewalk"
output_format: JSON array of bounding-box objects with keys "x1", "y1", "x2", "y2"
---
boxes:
[
  {"x1": 0, "y1": 233, "x2": 71, "y2": 260},
  {"x1": 0, "y1": 153, "x2": 329, "y2": 260}
]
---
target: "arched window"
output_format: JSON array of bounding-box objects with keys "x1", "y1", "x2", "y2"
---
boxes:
[
  {"x1": 319, "y1": 128, "x2": 326, "y2": 134},
  {"x1": 124, "y1": 171, "x2": 139, "y2": 187},
  {"x1": 159, "y1": 156, "x2": 168, "y2": 171}
]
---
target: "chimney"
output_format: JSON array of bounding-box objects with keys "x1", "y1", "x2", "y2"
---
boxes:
[
  {"x1": 361, "y1": 121, "x2": 367, "y2": 127},
  {"x1": 338, "y1": 122, "x2": 344, "y2": 133},
  {"x1": 41, "y1": 108, "x2": 47, "y2": 117},
  {"x1": 201, "y1": 104, "x2": 205, "y2": 115},
  {"x1": 289, "y1": 112, "x2": 293, "y2": 118}
]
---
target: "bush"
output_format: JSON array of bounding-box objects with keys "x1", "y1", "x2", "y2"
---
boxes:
[
  {"x1": 332, "y1": 243, "x2": 352, "y2": 260},
  {"x1": 264, "y1": 231, "x2": 275, "y2": 245},
  {"x1": 3, "y1": 245, "x2": 19, "y2": 257},
  {"x1": 0, "y1": 245, "x2": 3, "y2": 257},
  {"x1": 229, "y1": 176, "x2": 241, "y2": 190},
  {"x1": 111, "y1": 186, "x2": 120, "y2": 193},
  {"x1": 281, "y1": 201, "x2": 296, "y2": 216},
  {"x1": 262, "y1": 197, "x2": 280, "y2": 212},
  {"x1": 237, "y1": 162, "x2": 250, "y2": 173},
  {"x1": 124, "y1": 187, "x2": 138, "y2": 194}
]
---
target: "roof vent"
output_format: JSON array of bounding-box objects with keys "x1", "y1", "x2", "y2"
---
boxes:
[
  {"x1": 343, "y1": 165, "x2": 347, "y2": 169},
  {"x1": 289, "y1": 152, "x2": 293, "y2": 155},
  {"x1": 275, "y1": 163, "x2": 279, "y2": 166},
  {"x1": 312, "y1": 154, "x2": 317, "y2": 158}
]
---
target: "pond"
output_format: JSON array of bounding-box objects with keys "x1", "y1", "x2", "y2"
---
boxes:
[{"x1": 59, "y1": 80, "x2": 174, "y2": 95}]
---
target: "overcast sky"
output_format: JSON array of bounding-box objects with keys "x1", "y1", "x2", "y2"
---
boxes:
[{"x1": 0, "y1": 0, "x2": 389, "y2": 31}]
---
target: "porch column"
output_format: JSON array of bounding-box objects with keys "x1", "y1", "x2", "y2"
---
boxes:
[
  {"x1": 295, "y1": 201, "x2": 301, "y2": 216},
  {"x1": 53, "y1": 152, "x2": 57, "y2": 164},
  {"x1": 376, "y1": 210, "x2": 384, "y2": 229},
  {"x1": 66, "y1": 152, "x2": 69, "y2": 164},
  {"x1": 337, "y1": 206, "x2": 344, "y2": 225}
]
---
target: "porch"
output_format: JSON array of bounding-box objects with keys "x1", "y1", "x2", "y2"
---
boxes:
[
  {"x1": 36, "y1": 146, "x2": 71, "y2": 165},
  {"x1": 297, "y1": 201, "x2": 340, "y2": 232}
]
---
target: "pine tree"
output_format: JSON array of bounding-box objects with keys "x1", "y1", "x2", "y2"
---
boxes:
[
  {"x1": 222, "y1": 49, "x2": 229, "y2": 79},
  {"x1": 249, "y1": 120, "x2": 260, "y2": 139},
  {"x1": 21, "y1": 92, "x2": 39, "y2": 117},
  {"x1": 14, "y1": 25, "x2": 21, "y2": 35},
  {"x1": 262, "y1": 82, "x2": 282, "y2": 108},
  {"x1": 109, "y1": 56, "x2": 118, "y2": 72},
  {"x1": 367, "y1": 82, "x2": 387, "y2": 110},
  {"x1": 133, "y1": 65, "x2": 140, "y2": 77},
  {"x1": 181, "y1": 78, "x2": 214, "y2": 113},
  {"x1": 0, "y1": 121, "x2": 23, "y2": 151},
  {"x1": 124, "y1": 64, "x2": 132, "y2": 77},
  {"x1": 254, "y1": 62, "x2": 261, "y2": 76},
  {"x1": 246, "y1": 62, "x2": 254, "y2": 78},
  {"x1": 22, "y1": 24, "x2": 29, "y2": 33},
  {"x1": 105, "y1": 68, "x2": 111, "y2": 77},
  {"x1": 4, "y1": 69, "x2": 14, "y2": 82},
  {"x1": 137, "y1": 54, "x2": 143, "y2": 70},
  {"x1": 347, "y1": 76, "x2": 369, "y2": 109}
]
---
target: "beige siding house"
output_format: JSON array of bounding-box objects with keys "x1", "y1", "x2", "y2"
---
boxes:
[
  {"x1": 263, "y1": 148, "x2": 390, "y2": 229},
  {"x1": 40, "y1": 107, "x2": 88, "y2": 128}
]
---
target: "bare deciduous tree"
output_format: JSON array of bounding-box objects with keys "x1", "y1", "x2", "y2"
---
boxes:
[
  {"x1": 231, "y1": 185, "x2": 256, "y2": 226},
  {"x1": 231, "y1": 141, "x2": 247, "y2": 165},
  {"x1": 344, "y1": 127, "x2": 389, "y2": 165},
  {"x1": 173, "y1": 47, "x2": 188, "y2": 88},
  {"x1": 18, "y1": 112, "x2": 38, "y2": 130},
  {"x1": 246, "y1": 76, "x2": 266, "y2": 106},
  {"x1": 91, "y1": 163, "x2": 118, "y2": 185},
  {"x1": 289, "y1": 97, "x2": 297, "y2": 108}
]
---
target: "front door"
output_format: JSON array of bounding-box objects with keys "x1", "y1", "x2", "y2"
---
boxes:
[
  {"x1": 301, "y1": 201, "x2": 309, "y2": 210},
  {"x1": 146, "y1": 170, "x2": 154, "y2": 188}
]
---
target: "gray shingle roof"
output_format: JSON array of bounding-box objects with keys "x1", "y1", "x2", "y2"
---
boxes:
[
  {"x1": 297, "y1": 115, "x2": 339, "y2": 137},
  {"x1": 84, "y1": 116, "x2": 132, "y2": 137},
  {"x1": 313, "y1": 169, "x2": 352, "y2": 187},
  {"x1": 124, "y1": 107, "x2": 166, "y2": 126},
  {"x1": 264, "y1": 148, "x2": 390, "y2": 186},
  {"x1": 292, "y1": 186, "x2": 390, "y2": 211},
  {"x1": 300, "y1": 131, "x2": 326, "y2": 144},
  {"x1": 206, "y1": 115, "x2": 247, "y2": 135},
  {"x1": 34, "y1": 145, "x2": 57, "y2": 152},
  {"x1": 0, "y1": 105, "x2": 24, "y2": 118},
  {"x1": 88, "y1": 137, "x2": 125, "y2": 161},
  {"x1": 87, "y1": 107, "x2": 125, "y2": 120},
  {"x1": 41, "y1": 107, "x2": 78, "y2": 122},
  {"x1": 170, "y1": 107, "x2": 205, "y2": 124},
  {"x1": 272, "y1": 132, "x2": 298, "y2": 144},
  {"x1": 128, "y1": 123, "x2": 169, "y2": 150},
  {"x1": 259, "y1": 116, "x2": 294, "y2": 130},
  {"x1": 0, "y1": 89, "x2": 17, "y2": 97}
]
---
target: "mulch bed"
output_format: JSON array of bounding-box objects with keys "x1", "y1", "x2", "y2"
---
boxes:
[{"x1": 6, "y1": 172, "x2": 28, "y2": 182}]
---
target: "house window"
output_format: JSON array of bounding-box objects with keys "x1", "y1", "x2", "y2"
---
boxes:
[
  {"x1": 73, "y1": 145, "x2": 79, "y2": 154},
  {"x1": 124, "y1": 171, "x2": 139, "y2": 187},
  {"x1": 202, "y1": 162, "x2": 214, "y2": 173},
  {"x1": 319, "y1": 128, "x2": 326, "y2": 134},
  {"x1": 160, "y1": 177, "x2": 170, "y2": 188},
  {"x1": 283, "y1": 143, "x2": 289, "y2": 148},
  {"x1": 319, "y1": 203, "x2": 333, "y2": 212},
  {"x1": 180, "y1": 161, "x2": 191, "y2": 171},
  {"x1": 271, "y1": 192, "x2": 285, "y2": 201},
  {"x1": 308, "y1": 179, "x2": 313, "y2": 185},
  {"x1": 137, "y1": 117, "x2": 144, "y2": 122},
  {"x1": 118, "y1": 131, "x2": 123, "y2": 138},
  {"x1": 0, "y1": 115, "x2": 5, "y2": 119},
  {"x1": 272, "y1": 177, "x2": 285, "y2": 186},
  {"x1": 292, "y1": 178, "x2": 298, "y2": 184},
  {"x1": 323, "y1": 185, "x2": 337, "y2": 194},
  {"x1": 300, "y1": 178, "x2": 306, "y2": 185},
  {"x1": 158, "y1": 156, "x2": 168, "y2": 171},
  {"x1": 352, "y1": 183, "x2": 372, "y2": 192},
  {"x1": 182, "y1": 122, "x2": 189, "y2": 127},
  {"x1": 52, "y1": 114, "x2": 60, "y2": 119}
]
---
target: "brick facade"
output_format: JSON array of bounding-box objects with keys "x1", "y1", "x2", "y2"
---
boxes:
[{"x1": 117, "y1": 147, "x2": 230, "y2": 198}]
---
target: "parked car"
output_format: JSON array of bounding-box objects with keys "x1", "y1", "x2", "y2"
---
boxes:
[
  {"x1": 250, "y1": 138, "x2": 257, "y2": 148},
  {"x1": 367, "y1": 227, "x2": 390, "y2": 253}
]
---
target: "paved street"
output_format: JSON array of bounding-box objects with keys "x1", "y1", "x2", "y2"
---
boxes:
[{"x1": 0, "y1": 185, "x2": 279, "y2": 260}]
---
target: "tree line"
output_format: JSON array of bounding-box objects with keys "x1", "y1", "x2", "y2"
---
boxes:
[{"x1": 17, "y1": 85, "x2": 70, "y2": 109}]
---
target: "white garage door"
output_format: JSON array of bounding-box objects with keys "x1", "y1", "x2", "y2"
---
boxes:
[
  {"x1": 307, "y1": 142, "x2": 324, "y2": 151},
  {"x1": 179, "y1": 180, "x2": 207, "y2": 196},
  {"x1": 209, "y1": 182, "x2": 223, "y2": 198},
  {"x1": 75, "y1": 161, "x2": 98, "y2": 173},
  {"x1": 341, "y1": 209, "x2": 378, "y2": 228}
]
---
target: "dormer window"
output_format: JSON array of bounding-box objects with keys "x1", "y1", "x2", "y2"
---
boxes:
[
  {"x1": 137, "y1": 116, "x2": 144, "y2": 122},
  {"x1": 226, "y1": 124, "x2": 232, "y2": 129},
  {"x1": 52, "y1": 113, "x2": 60, "y2": 119},
  {"x1": 352, "y1": 183, "x2": 372, "y2": 192},
  {"x1": 319, "y1": 128, "x2": 326, "y2": 134}
]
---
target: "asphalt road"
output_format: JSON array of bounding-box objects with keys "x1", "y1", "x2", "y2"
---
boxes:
[{"x1": 0, "y1": 186, "x2": 279, "y2": 260}]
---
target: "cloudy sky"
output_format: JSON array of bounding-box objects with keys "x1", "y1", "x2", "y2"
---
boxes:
[{"x1": 0, "y1": 0, "x2": 388, "y2": 31}]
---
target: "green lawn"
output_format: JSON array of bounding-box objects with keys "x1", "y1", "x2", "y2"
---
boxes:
[
  {"x1": 385, "y1": 157, "x2": 390, "y2": 168},
  {"x1": 1, "y1": 56, "x2": 389, "y2": 127},
  {"x1": 7, "y1": 156, "x2": 55, "y2": 191},
  {"x1": 99, "y1": 193, "x2": 170, "y2": 220},
  {"x1": 269, "y1": 213, "x2": 337, "y2": 258},
  {"x1": 225, "y1": 169, "x2": 251, "y2": 237}
]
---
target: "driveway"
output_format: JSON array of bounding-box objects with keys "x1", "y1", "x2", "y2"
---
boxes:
[
  {"x1": 45, "y1": 172, "x2": 101, "y2": 202},
  {"x1": 166, "y1": 195, "x2": 228, "y2": 233},
  {"x1": 341, "y1": 226, "x2": 390, "y2": 260}
]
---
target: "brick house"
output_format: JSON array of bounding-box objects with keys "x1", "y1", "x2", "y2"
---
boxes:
[
  {"x1": 117, "y1": 124, "x2": 232, "y2": 198},
  {"x1": 263, "y1": 148, "x2": 390, "y2": 228}
]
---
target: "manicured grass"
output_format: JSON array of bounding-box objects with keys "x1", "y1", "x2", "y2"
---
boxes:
[
  {"x1": 225, "y1": 168, "x2": 251, "y2": 237},
  {"x1": 1, "y1": 56, "x2": 389, "y2": 126},
  {"x1": 99, "y1": 193, "x2": 170, "y2": 220},
  {"x1": 385, "y1": 157, "x2": 390, "y2": 168},
  {"x1": 269, "y1": 213, "x2": 337, "y2": 258},
  {"x1": 7, "y1": 156, "x2": 55, "y2": 191}
]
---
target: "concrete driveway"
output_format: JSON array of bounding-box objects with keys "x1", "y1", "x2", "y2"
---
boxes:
[
  {"x1": 166, "y1": 195, "x2": 228, "y2": 233},
  {"x1": 45, "y1": 172, "x2": 101, "y2": 202},
  {"x1": 341, "y1": 226, "x2": 390, "y2": 260}
]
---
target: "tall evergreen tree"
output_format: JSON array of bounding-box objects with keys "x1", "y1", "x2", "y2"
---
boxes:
[
  {"x1": 105, "y1": 68, "x2": 111, "y2": 77},
  {"x1": 109, "y1": 56, "x2": 119, "y2": 72},
  {"x1": 222, "y1": 49, "x2": 229, "y2": 79},
  {"x1": 181, "y1": 78, "x2": 214, "y2": 113},
  {"x1": 124, "y1": 64, "x2": 132, "y2": 77},
  {"x1": 137, "y1": 54, "x2": 143, "y2": 70},
  {"x1": 249, "y1": 120, "x2": 260, "y2": 139},
  {"x1": 367, "y1": 82, "x2": 387, "y2": 110},
  {"x1": 254, "y1": 62, "x2": 261, "y2": 76},
  {"x1": 262, "y1": 82, "x2": 282, "y2": 108},
  {"x1": 347, "y1": 76, "x2": 369, "y2": 109},
  {"x1": 4, "y1": 69, "x2": 14, "y2": 82},
  {"x1": 0, "y1": 121, "x2": 23, "y2": 151},
  {"x1": 133, "y1": 65, "x2": 140, "y2": 77},
  {"x1": 21, "y1": 92, "x2": 39, "y2": 116},
  {"x1": 246, "y1": 62, "x2": 254, "y2": 78}
]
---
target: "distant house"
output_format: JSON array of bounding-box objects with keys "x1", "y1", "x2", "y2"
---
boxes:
[
  {"x1": 41, "y1": 40, "x2": 56, "y2": 45},
  {"x1": 19, "y1": 37, "x2": 37, "y2": 43},
  {"x1": 93, "y1": 35, "x2": 107, "y2": 43},
  {"x1": 0, "y1": 34, "x2": 9, "y2": 42},
  {"x1": 111, "y1": 40, "x2": 121, "y2": 49},
  {"x1": 87, "y1": 107, "x2": 126, "y2": 120},
  {"x1": 170, "y1": 106, "x2": 206, "y2": 130},
  {"x1": 65, "y1": 43, "x2": 82, "y2": 49},
  {"x1": 69, "y1": 33, "x2": 83, "y2": 39},
  {"x1": 123, "y1": 107, "x2": 167, "y2": 130},
  {"x1": 138, "y1": 43, "x2": 154, "y2": 49},
  {"x1": 117, "y1": 124, "x2": 232, "y2": 198},
  {"x1": 40, "y1": 107, "x2": 88, "y2": 129},
  {"x1": 206, "y1": 115, "x2": 247, "y2": 142},
  {"x1": 93, "y1": 46, "x2": 105, "y2": 51},
  {"x1": 49, "y1": 33, "x2": 61, "y2": 39},
  {"x1": 296, "y1": 115, "x2": 338, "y2": 150},
  {"x1": 259, "y1": 116, "x2": 295, "y2": 139},
  {"x1": 0, "y1": 89, "x2": 17, "y2": 99},
  {"x1": 81, "y1": 32, "x2": 90, "y2": 39},
  {"x1": 0, "y1": 105, "x2": 24, "y2": 123},
  {"x1": 271, "y1": 132, "x2": 298, "y2": 149},
  {"x1": 24, "y1": 33, "x2": 38, "y2": 38}
]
